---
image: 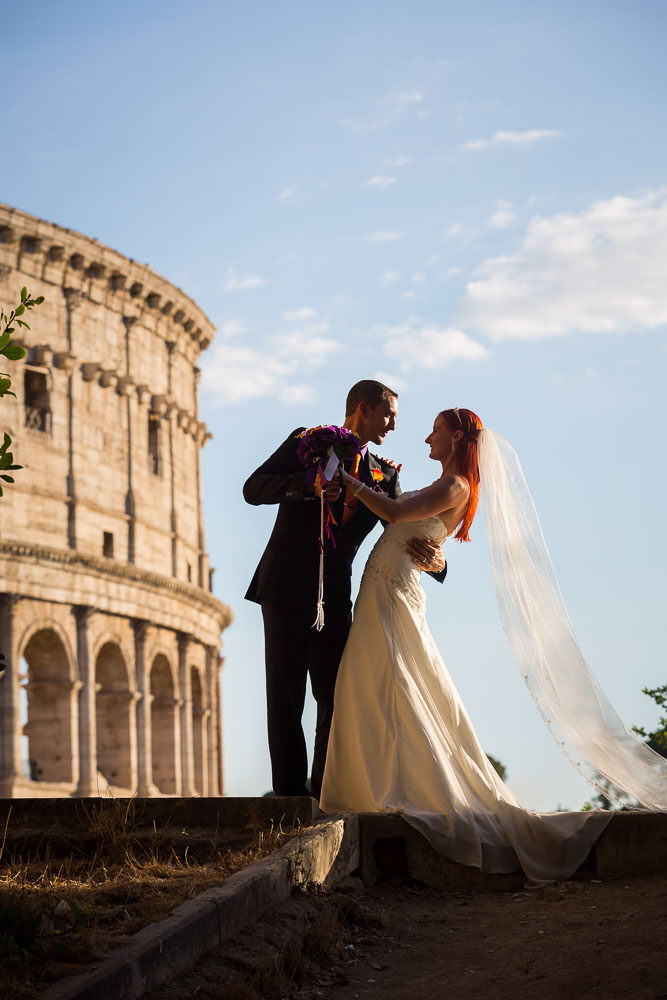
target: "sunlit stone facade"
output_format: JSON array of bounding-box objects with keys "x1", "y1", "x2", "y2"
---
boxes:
[{"x1": 0, "y1": 203, "x2": 232, "y2": 797}]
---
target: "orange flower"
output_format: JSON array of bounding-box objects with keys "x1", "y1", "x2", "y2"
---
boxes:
[
  {"x1": 296, "y1": 425, "x2": 324, "y2": 439},
  {"x1": 371, "y1": 468, "x2": 384, "y2": 483}
]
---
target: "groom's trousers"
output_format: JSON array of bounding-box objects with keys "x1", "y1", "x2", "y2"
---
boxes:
[{"x1": 261, "y1": 601, "x2": 350, "y2": 799}]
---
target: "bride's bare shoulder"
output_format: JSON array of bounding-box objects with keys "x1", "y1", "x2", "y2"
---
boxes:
[{"x1": 432, "y1": 474, "x2": 469, "y2": 497}]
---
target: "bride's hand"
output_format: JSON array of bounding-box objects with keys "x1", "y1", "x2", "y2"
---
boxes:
[{"x1": 406, "y1": 537, "x2": 445, "y2": 573}]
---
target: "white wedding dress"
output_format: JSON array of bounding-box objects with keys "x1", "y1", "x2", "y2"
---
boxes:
[{"x1": 320, "y1": 496, "x2": 613, "y2": 882}]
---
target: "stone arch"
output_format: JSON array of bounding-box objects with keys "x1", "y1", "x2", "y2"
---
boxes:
[
  {"x1": 91, "y1": 629, "x2": 134, "y2": 686},
  {"x1": 190, "y1": 664, "x2": 207, "y2": 795},
  {"x1": 95, "y1": 641, "x2": 135, "y2": 790},
  {"x1": 21, "y1": 628, "x2": 76, "y2": 783},
  {"x1": 17, "y1": 615, "x2": 78, "y2": 683},
  {"x1": 150, "y1": 653, "x2": 178, "y2": 793}
]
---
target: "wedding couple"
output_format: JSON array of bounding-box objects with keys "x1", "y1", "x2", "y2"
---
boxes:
[{"x1": 244, "y1": 380, "x2": 667, "y2": 881}]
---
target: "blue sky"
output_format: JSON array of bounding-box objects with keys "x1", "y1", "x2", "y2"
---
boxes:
[{"x1": 3, "y1": 0, "x2": 666, "y2": 809}]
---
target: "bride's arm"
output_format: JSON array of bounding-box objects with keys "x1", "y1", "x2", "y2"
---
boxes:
[{"x1": 342, "y1": 470, "x2": 468, "y2": 523}]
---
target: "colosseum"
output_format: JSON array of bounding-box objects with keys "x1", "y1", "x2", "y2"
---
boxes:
[{"x1": 0, "y1": 203, "x2": 232, "y2": 798}]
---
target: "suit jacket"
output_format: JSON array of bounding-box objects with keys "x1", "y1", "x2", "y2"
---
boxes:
[{"x1": 243, "y1": 426, "x2": 446, "y2": 623}]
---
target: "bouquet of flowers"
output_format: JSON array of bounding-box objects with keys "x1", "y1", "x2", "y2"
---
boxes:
[{"x1": 296, "y1": 425, "x2": 363, "y2": 629}]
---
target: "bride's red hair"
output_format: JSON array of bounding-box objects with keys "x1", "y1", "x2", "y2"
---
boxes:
[{"x1": 439, "y1": 407, "x2": 483, "y2": 542}]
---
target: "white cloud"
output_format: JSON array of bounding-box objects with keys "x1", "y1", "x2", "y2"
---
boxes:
[
  {"x1": 340, "y1": 91, "x2": 425, "y2": 131},
  {"x1": 382, "y1": 270, "x2": 400, "y2": 285},
  {"x1": 277, "y1": 185, "x2": 299, "y2": 202},
  {"x1": 402, "y1": 290, "x2": 416, "y2": 300},
  {"x1": 373, "y1": 371, "x2": 406, "y2": 391},
  {"x1": 391, "y1": 91, "x2": 424, "y2": 113},
  {"x1": 273, "y1": 327, "x2": 334, "y2": 357},
  {"x1": 411, "y1": 272, "x2": 426, "y2": 284},
  {"x1": 202, "y1": 326, "x2": 340, "y2": 405},
  {"x1": 365, "y1": 175, "x2": 398, "y2": 188},
  {"x1": 381, "y1": 320, "x2": 489, "y2": 370},
  {"x1": 223, "y1": 267, "x2": 266, "y2": 292},
  {"x1": 446, "y1": 222, "x2": 463, "y2": 237},
  {"x1": 220, "y1": 319, "x2": 248, "y2": 337},
  {"x1": 366, "y1": 230, "x2": 403, "y2": 243},
  {"x1": 462, "y1": 129, "x2": 562, "y2": 152},
  {"x1": 488, "y1": 200, "x2": 516, "y2": 229},
  {"x1": 460, "y1": 190, "x2": 667, "y2": 339},
  {"x1": 383, "y1": 155, "x2": 410, "y2": 168},
  {"x1": 283, "y1": 307, "x2": 316, "y2": 321},
  {"x1": 445, "y1": 266, "x2": 463, "y2": 279},
  {"x1": 278, "y1": 384, "x2": 317, "y2": 404}
]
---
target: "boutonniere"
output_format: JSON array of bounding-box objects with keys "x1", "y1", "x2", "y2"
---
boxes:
[{"x1": 371, "y1": 468, "x2": 384, "y2": 485}]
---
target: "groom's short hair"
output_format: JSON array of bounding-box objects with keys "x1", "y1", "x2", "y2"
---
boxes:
[{"x1": 345, "y1": 379, "x2": 398, "y2": 416}]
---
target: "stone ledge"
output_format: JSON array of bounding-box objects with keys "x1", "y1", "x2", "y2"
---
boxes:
[
  {"x1": 40, "y1": 811, "x2": 359, "y2": 1000},
  {"x1": 358, "y1": 810, "x2": 667, "y2": 891},
  {"x1": 0, "y1": 795, "x2": 319, "y2": 833},
  {"x1": 0, "y1": 541, "x2": 232, "y2": 630}
]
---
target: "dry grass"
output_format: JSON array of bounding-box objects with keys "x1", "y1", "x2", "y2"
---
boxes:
[{"x1": 0, "y1": 800, "x2": 294, "y2": 998}]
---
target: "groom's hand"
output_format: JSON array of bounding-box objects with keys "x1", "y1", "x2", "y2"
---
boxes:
[{"x1": 406, "y1": 537, "x2": 445, "y2": 573}]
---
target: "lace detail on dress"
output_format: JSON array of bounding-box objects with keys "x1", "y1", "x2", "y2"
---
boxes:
[
  {"x1": 361, "y1": 555, "x2": 427, "y2": 614},
  {"x1": 358, "y1": 499, "x2": 447, "y2": 615}
]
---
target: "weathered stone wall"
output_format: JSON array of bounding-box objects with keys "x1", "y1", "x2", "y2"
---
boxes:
[{"x1": 0, "y1": 203, "x2": 231, "y2": 798}]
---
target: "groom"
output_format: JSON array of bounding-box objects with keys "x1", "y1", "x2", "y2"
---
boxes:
[{"x1": 243, "y1": 379, "x2": 447, "y2": 798}]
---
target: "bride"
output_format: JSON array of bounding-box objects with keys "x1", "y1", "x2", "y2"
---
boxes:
[{"x1": 320, "y1": 407, "x2": 667, "y2": 881}]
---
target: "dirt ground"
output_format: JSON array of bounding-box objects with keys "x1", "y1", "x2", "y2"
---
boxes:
[{"x1": 149, "y1": 871, "x2": 667, "y2": 1000}]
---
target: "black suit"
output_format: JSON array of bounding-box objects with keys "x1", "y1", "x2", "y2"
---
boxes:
[{"x1": 244, "y1": 426, "x2": 446, "y2": 797}]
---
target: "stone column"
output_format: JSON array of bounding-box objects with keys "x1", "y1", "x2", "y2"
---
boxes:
[
  {"x1": 0, "y1": 595, "x2": 23, "y2": 795},
  {"x1": 200, "y1": 707, "x2": 210, "y2": 797},
  {"x1": 74, "y1": 605, "x2": 97, "y2": 796},
  {"x1": 205, "y1": 644, "x2": 221, "y2": 796},
  {"x1": 216, "y1": 661, "x2": 224, "y2": 796},
  {"x1": 178, "y1": 632, "x2": 195, "y2": 796},
  {"x1": 166, "y1": 340, "x2": 178, "y2": 577},
  {"x1": 173, "y1": 686, "x2": 184, "y2": 797},
  {"x1": 63, "y1": 287, "x2": 81, "y2": 550},
  {"x1": 69, "y1": 678, "x2": 83, "y2": 788},
  {"x1": 123, "y1": 315, "x2": 137, "y2": 563},
  {"x1": 193, "y1": 366, "x2": 206, "y2": 589},
  {"x1": 132, "y1": 619, "x2": 154, "y2": 796}
]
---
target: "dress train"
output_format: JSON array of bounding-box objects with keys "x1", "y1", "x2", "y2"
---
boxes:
[{"x1": 320, "y1": 505, "x2": 612, "y2": 882}]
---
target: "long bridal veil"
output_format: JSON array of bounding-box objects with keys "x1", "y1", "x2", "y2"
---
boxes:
[{"x1": 478, "y1": 428, "x2": 667, "y2": 811}]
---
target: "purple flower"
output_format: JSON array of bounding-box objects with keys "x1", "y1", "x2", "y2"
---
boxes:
[{"x1": 296, "y1": 424, "x2": 362, "y2": 475}]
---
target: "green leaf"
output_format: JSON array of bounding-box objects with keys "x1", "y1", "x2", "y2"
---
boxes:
[
  {"x1": 0, "y1": 331, "x2": 10, "y2": 351},
  {"x1": 35, "y1": 295, "x2": 44, "y2": 304},
  {"x1": 2, "y1": 345, "x2": 27, "y2": 360},
  {"x1": 20, "y1": 286, "x2": 27, "y2": 302},
  {"x1": 3, "y1": 326, "x2": 14, "y2": 335},
  {"x1": 16, "y1": 320, "x2": 30, "y2": 329},
  {"x1": 0, "y1": 475, "x2": 14, "y2": 484},
  {"x1": 14, "y1": 304, "x2": 24, "y2": 316}
]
